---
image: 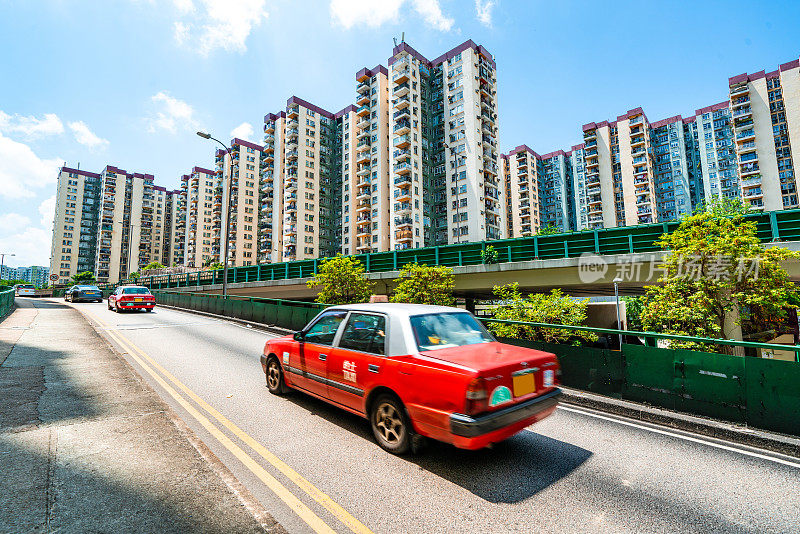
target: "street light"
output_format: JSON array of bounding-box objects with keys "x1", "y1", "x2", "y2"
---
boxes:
[
  {"x1": 197, "y1": 131, "x2": 233, "y2": 298},
  {"x1": 0, "y1": 253, "x2": 15, "y2": 281},
  {"x1": 613, "y1": 276, "x2": 623, "y2": 349}
]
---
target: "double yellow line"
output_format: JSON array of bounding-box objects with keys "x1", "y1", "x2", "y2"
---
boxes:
[{"x1": 85, "y1": 309, "x2": 372, "y2": 534}]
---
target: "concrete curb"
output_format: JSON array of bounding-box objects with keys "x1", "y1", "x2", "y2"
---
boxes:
[
  {"x1": 560, "y1": 387, "x2": 800, "y2": 458},
  {"x1": 159, "y1": 303, "x2": 800, "y2": 459}
]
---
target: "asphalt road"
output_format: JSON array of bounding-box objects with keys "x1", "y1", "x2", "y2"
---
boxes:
[{"x1": 69, "y1": 301, "x2": 800, "y2": 534}]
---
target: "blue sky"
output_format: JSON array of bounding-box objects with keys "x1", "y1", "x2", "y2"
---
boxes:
[{"x1": 1, "y1": 0, "x2": 799, "y2": 268}]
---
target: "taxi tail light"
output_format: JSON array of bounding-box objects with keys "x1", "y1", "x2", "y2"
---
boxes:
[{"x1": 465, "y1": 378, "x2": 488, "y2": 415}]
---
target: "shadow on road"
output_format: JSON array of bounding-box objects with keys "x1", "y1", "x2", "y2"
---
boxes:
[{"x1": 279, "y1": 389, "x2": 591, "y2": 503}]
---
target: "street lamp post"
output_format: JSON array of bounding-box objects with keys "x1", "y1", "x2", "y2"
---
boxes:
[
  {"x1": 613, "y1": 277, "x2": 623, "y2": 349},
  {"x1": 0, "y1": 253, "x2": 16, "y2": 281},
  {"x1": 197, "y1": 131, "x2": 233, "y2": 298}
]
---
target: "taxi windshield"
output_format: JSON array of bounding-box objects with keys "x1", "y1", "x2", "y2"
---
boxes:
[
  {"x1": 409, "y1": 312, "x2": 494, "y2": 351},
  {"x1": 123, "y1": 287, "x2": 151, "y2": 295}
]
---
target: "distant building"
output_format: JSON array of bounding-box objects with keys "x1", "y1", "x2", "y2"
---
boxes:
[{"x1": 0, "y1": 265, "x2": 49, "y2": 286}]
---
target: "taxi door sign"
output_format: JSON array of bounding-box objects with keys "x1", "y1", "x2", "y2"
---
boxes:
[
  {"x1": 489, "y1": 386, "x2": 512, "y2": 407},
  {"x1": 343, "y1": 360, "x2": 357, "y2": 382}
]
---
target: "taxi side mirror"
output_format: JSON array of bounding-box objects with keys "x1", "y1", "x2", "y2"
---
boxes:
[{"x1": 293, "y1": 331, "x2": 304, "y2": 342}]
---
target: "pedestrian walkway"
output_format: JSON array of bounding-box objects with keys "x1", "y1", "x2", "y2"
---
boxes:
[{"x1": 0, "y1": 298, "x2": 282, "y2": 533}]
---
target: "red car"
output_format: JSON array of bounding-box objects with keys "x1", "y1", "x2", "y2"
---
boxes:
[
  {"x1": 108, "y1": 286, "x2": 156, "y2": 313},
  {"x1": 261, "y1": 303, "x2": 561, "y2": 454}
]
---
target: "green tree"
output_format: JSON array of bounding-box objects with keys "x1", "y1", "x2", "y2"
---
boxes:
[
  {"x1": 481, "y1": 245, "x2": 499, "y2": 265},
  {"x1": 640, "y1": 199, "x2": 798, "y2": 353},
  {"x1": 390, "y1": 263, "x2": 455, "y2": 306},
  {"x1": 130, "y1": 271, "x2": 140, "y2": 280},
  {"x1": 0, "y1": 279, "x2": 28, "y2": 288},
  {"x1": 487, "y1": 283, "x2": 596, "y2": 344},
  {"x1": 622, "y1": 296, "x2": 646, "y2": 331},
  {"x1": 207, "y1": 262, "x2": 224, "y2": 270},
  {"x1": 536, "y1": 224, "x2": 559, "y2": 236},
  {"x1": 307, "y1": 254, "x2": 374, "y2": 305},
  {"x1": 70, "y1": 271, "x2": 96, "y2": 284},
  {"x1": 142, "y1": 261, "x2": 165, "y2": 271}
]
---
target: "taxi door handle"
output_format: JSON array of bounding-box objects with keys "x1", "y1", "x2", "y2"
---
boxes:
[
  {"x1": 368, "y1": 364, "x2": 379, "y2": 373},
  {"x1": 319, "y1": 354, "x2": 327, "y2": 361}
]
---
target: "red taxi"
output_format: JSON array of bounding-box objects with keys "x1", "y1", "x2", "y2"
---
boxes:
[
  {"x1": 108, "y1": 286, "x2": 156, "y2": 313},
  {"x1": 261, "y1": 303, "x2": 561, "y2": 454}
]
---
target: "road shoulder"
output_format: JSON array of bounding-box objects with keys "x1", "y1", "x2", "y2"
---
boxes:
[{"x1": 0, "y1": 298, "x2": 284, "y2": 533}]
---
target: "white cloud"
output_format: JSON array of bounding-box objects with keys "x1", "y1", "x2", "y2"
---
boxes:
[
  {"x1": 475, "y1": 0, "x2": 496, "y2": 27},
  {"x1": 0, "y1": 226, "x2": 52, "y2": 268},
  {"x1": 410, "y1": 0, "x2": 453, "y2": 32},
  {"x1": 173, "y1": 0, "x2": 269, "y2": 56},
  {"x1": 0, "y1": 213, "x2": 32, "y2": 235},
  {"x1": 230, "y1": 122, "x2": 254, "y2": 141},
  {"x1": 0, "y1": 111, "x2": 64, "y2": 139},
  {"x1": 0, "y1": 133, "x2": 62, "y2": 199},
  {"x1": 330, "y1": 0, "x2": 402, "y2": 29},
  {"x1": 68, "y1": 121, "x2": 109, "y2": 149},
  {"x1": 147, "y1": 91, "x2": 200, "y2": 134},
  {"x1": 330, "y1": 0, "x2": 453, "y2": 31},
  {"x1": 173, "y1": 21, "x2": 190, "y2": 45},
  {"x1": 39, "y1": 195, "x2": 56, "y2": 229}
]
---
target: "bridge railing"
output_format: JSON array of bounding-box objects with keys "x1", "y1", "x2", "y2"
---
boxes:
[
  {"x1": 0, "y1": 286, "x2": 14, "y2": 319},
  {"x1": 151, "y1": 290, "x2": 326, "y2": 331},
  {"x1": 481, "y1": 318, "x2": 800, "y2": 436},
  {"x1": 128, "y1": 208, "x2": 800, "y2": 291}
]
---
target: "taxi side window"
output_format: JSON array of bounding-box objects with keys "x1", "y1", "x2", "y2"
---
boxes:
[
  {"x1": 304, "y1": 311, "x2": 347, "y2": 345},
  {"x1": 338, "y1": 313, "x2": 386, "y2": 355}
]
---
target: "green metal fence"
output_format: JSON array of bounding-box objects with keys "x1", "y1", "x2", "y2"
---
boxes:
[
  {"x1": 130, "y1": 207, "x2": 800, "y2": 292},
  {"x1": 152, "y1": 290, "x2": 327, "y2": 331},
  {"x1": 483, "y1": 318, "x2": 800, "y2": 436},
  {"x1": 0, "y1": 286, "x2": 14, "y2": 319}
]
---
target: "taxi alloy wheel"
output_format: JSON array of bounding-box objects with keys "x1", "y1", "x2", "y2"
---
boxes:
[
  {"x1": 266, "y1": 358, "x2": 287, "y2": 395},
  {"x1": 371, "y1": 395, "x2": 411, "y2": 454}
]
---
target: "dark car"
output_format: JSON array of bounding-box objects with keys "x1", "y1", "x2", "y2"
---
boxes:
[{"x1": 65, "y1": 285, "x2": 103, "y2": 303}]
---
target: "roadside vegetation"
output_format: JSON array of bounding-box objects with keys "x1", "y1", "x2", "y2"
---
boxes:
[
  {"x1": 307, "y1": 254, "x2": 374, "y2": 305},
  {"x1": 390, "y1": 263, "x2": 455, "y2": 306}
]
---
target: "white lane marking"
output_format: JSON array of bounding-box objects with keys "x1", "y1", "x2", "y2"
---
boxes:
[{"x1": 554, "y1": 405, "x2": 800, "y2": 469}]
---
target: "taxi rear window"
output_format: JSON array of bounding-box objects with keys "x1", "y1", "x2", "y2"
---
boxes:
[{"x1": 123, "y1": 287, "x2": 151, "y2": 295}]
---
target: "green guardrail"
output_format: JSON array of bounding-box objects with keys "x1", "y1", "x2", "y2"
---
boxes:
[
  {"x1": 0, "y1": 286, "x2": 14, "y2": 319},
  {"x1": 129, "y1": 207, "x2": 800, "y2": 292},
  {"x1": 151, "y1": 290, "x2": 327, "y2": 331},
  {"x1": 481, "y1": 318, "x2": 800, "y2": 436}
]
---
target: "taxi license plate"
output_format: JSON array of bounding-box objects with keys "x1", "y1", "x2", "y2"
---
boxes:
[
  {"x1": 134, "y1": 298, "x2": 143, "y2": 302},
  {"x1": 512, "y1": 369, "x2": 536, "y2": 397}
]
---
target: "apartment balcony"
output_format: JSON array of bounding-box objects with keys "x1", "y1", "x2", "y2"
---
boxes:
[
  {"x1": 286, "y1": 149, "x2": 298, "y2": 161},
  {"x1": 394, "y1": 161, "x2": 412, "y2": 175},
  {"x1": 356, "y1": 104, "x2": 370, "y2": 117},
  {"x1": 356, "y1": 225, "x2": 371, "y2": 237},
  {"x1": 394, "y1": 187, "x2": 411, "y2": 201},
  {"x1": 394, "y1": 135, "x2": 410, "y2": 148},
  {"x1": 356, "y1": 165, "x2": 371, "y2": 177},
  {"x1": 731, "y1": 95, "x2": 750, "y2": 107},
  {"x1": 736, "y1": 129, "x2": 756, "y2": 142},
  {"x1": 393, "y1": 108, "x2": 410, "y2": 122},
  {"x1": 356, "y1": 92, "x2": 370, "y2": 106},
  {"x1": 738, "y1": 151, "x2": 759, "y2": 164},
  {"x1": 393, "y1": 66, "x2": 410, "y2": 84},
  {"x1": 394, "y1": 175, "x2": 411, "y2": 187},
  {"x1": 356, "y1": 151, "x2": 371, "y2": 164},
  {"x1": 356, "y1": 186, "x2": 371, "y2": 199},
  {"x1": 286, "y1": 128, "x2": 299, "y2": 139},
  {"x1": 732, "y1": 106, "x2": 752, "y2": 119},
  {"x1": 356, "y1": 126, "x2": 370, "y2": 140},
  {"x1": 395, "y1": 229, "x2": 413, "y2": 242},
  {"x1": 393, "y1": 94, "x2": 410, "y2": 109},
  {"x1": 393, "y1": 83, "x2": 410, "y2": 97},
  {"x1": 394, "y1": 121, "x2": 411, "y2": 135},
  {"x1": 481, "y1": 111, "x2": 495, "y2": 125},
  {"x1": 730, "y1": 84, "x2": 749, "y2": 96},
  {"x1": 287, "y1": 104, "x2": 299, "y2": 118},
  {"x1": 631, "y1": 136, "x2": 646, "y2": 147},
  {"x1": 393, "y1": 149, "x2": 410, "y2": 161},
  {"x1": 394, "y1": 202, "x2": 411, "y2": 214},
  {"x1": 740, "y1": 162, "x2": 760, "y2": 176},
  {"x1": 742, "y1": 186, "x2": 763, "y2": 199},
  {"x1": 285, "y1": 202, "x2": 297, "y2": 212},
  {"x1": 356, "y1": 80, "x2": 370, "y2": 94},
  {"x1": 356, "y1": 242, "x2": 372, "y2": 253},
  {"x1": 356, "y1": 199, "x2": 371, "y2": 212}
]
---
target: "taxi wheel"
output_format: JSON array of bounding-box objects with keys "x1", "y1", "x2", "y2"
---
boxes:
[
  {"x1": 371, "y1": 395, "x2": 411, "y2": 455},
  {"x1": 266, "y1": 357, "x2": 287, "y2": 395}
]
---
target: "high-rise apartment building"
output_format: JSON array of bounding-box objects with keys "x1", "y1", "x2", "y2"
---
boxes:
[
  {"x1": 388, "y1": 40, "x2": 503, "y2": 249},
  {"x1": 184, "y1": 166, "x2": 218, "y2": 269},
  {"x1": 50, "y1": 166, "x2": 101, "y2": 285},
  {"x1": 260, "y1": 112, "x2": 286, "y2": 263},
  {"x1": 728, "y1": 59, "x2": 800, "y2": 211},
  {"x1": 213, "y1": 139, "x2": 264, "y2": 266},
  {"x1": 342, "y1": 66, "x2": 391, "y2": 255},
  {"x1": 500, "y1": 145, "x2": 540, "y2": 237}
]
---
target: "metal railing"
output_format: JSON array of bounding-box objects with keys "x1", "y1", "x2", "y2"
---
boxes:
[
  {"x1": 0, "y1": 286, "x2": 14, "y2": 319},
  {"x1": 128, "y1": 208, "x2": 800, "y2": 290}
]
